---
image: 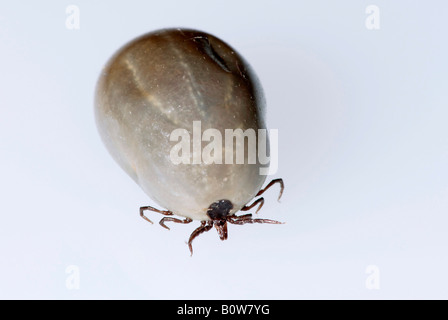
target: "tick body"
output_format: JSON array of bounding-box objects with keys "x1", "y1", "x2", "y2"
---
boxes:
[{"x1": 95, "y1": 28, "x2": 284, "y2": 254}]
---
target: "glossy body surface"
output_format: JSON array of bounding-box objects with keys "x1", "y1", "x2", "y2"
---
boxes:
[{"x1": 95, "y1": 28, "x2": 269, "y2": 221}]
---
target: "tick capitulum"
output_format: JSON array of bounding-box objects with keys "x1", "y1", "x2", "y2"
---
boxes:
[{"x1": 140, "y1": 178, "x2": 284, "y2": 255}]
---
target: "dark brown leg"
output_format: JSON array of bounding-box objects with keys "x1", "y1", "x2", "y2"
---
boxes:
[
  {"x1": 230, "y1": 213, "x2": 253, "y2": 219},
  {"x1": 188, "y1": 221, "x2": 213, "y2": 256},
  {"x1": 140, "y1": 205, "x2": 173, "y2": 224},
  {"x1": 256, "y1": 178, "x2": 284, "y2": 201},
  {"x1": 159, "y1": 217, "x2": 193, "y2": 230},
  {"x1": 228, "y1": 214, "x2": 283, "y2": 225},
  {"x1": 241, "y1": 197, "x2": 264, "y2": 214}
]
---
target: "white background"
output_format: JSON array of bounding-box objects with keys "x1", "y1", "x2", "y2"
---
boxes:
[{"x1": 1, "y1": 0, "x2": 447, "y2": 299}]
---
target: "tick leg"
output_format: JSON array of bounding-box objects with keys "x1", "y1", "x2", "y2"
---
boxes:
[
  {"x1": 231, "y1": 213, "x2": 253, "y2": 219},
  {"x1": 188, "y1": 221, "x2": 213, "y2": 256},
  {"x1": 256, "y1": 178, "x2": 284, "y2": 201},
  {"x1": 241, "y1": 197, "x2": 264, "y2": 214},
  {"x1": 228, "y1": 214, "x2": 283, "y2": 225},
  {"x1": 139, "y1": 205, "x2": 173, "y2": 224},
  {"x1": 159, "y1": 217, "x2": 193, "y2": 230}
]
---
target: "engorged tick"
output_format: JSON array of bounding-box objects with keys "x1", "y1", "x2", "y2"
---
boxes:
[{"x1": 95, "y1": 28, "x2": 285, "y2": 255}]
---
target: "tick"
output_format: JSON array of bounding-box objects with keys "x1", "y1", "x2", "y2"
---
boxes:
[{"x1": 95, "y1": 28, "x2": 284, "y2": 254}]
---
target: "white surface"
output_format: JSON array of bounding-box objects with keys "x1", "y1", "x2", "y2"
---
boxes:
[{"x1": 0, "y1": 0, "x2": 447, "y2": 299}]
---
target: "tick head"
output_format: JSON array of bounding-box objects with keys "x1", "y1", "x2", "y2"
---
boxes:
[
  {"x1": 207, "y1": 199, "x2": 233, "y2": 241},
  {"x1": 207, "y1": 199, "x2": 233, "y2": 220}
]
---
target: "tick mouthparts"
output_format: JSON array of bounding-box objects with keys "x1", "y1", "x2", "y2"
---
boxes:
[{"x1": 214, "y1": 220, "x2": 228, "y2": 241}]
